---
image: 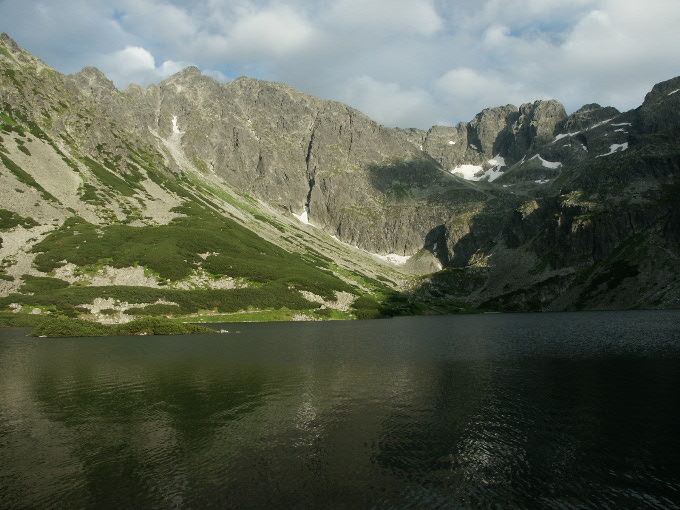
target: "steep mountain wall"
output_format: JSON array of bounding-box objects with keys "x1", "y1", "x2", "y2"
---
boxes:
[{"x1": 1, "y1": 33, "x2": 679, "y2": 314}]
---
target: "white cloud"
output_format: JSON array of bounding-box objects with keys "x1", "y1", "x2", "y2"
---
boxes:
[
  {"x1": 435, "y1": 68, "x2": 548, "y2": 120},
  {"x1": 326, "y1": 0, "x2": 443, "y2": 36},
  {"x1": 1, "y1": 0, "x2": 679, "y2": 127},
  {"x1": 99, "y1": 46, "x2": 187, "y2": 88},
  {"x1": 338, "y1": 75, "x2": 438, "y2": 128},
  {"x1": 191, "y1": 4, "x2": 318, "y2": 62},
  {"x1": 116, "y1": 0, "x2": 196, "y2": 42}
]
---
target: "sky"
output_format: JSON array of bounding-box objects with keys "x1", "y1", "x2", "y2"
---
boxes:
[{"x1": 1, "y1": 0, "x2": 679, "y2": 129}]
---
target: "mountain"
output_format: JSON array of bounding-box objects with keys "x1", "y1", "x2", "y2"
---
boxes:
[{"x1": 1, "y1": 33, "x2": 679, "y2": 326}]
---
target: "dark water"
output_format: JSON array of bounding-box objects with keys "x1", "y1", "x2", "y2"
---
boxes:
[{"x1": 1, "y1": 311, "x2": 679, "y2": 509}]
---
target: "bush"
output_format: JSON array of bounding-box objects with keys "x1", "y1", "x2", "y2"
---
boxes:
[{"x1": 30, "y1": 316, "x2": 215, "y2": 337}]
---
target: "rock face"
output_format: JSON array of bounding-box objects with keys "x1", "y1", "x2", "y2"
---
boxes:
[
  {"x1": 559, "y1": 103, "x2": 621, "y2": 133},
  {"x1": 1, "y1": 33, "x2": 679, "y2": 313},
  {"x1": 636, "y1": 76, "x2": 680, "y2": 133}
]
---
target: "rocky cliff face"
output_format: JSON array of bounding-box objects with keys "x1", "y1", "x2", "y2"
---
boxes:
[{"x1": 1, "y1": 33, "x2": 679, "y2": 316}]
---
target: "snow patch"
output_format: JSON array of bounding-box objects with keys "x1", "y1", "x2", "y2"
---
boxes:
[
  {"x1": 668, "y1": 89, "x2": 679, "y2": 96},
  {"x1": 535, "y1": 179, "x2": 550, "y2": 184},
  {"x1": 469, "y1": 144, "x2": 479, "y2": 150},
  {"x1": 597, "y1": 142, "x2": 628, "y2": 157},
  {"x1": 484, "y1": 155, "x2": 506, "y2": 182},
  {"x1": 587, "y1": 118, "x2": 614, "y2": 131},
  {"x1": 553, "y1": 132, "x2": 579, "y2": 142},
  {"x1": 611, "y1": 122, "x2": 632, "y2": 126},
  {"x1": 171, "y1": 115, "x2": 183, "y2": 135},
  {"x1": 448, "y1": 140, "x2": 456, "y2": 145},
  {"x1": 614, "y1": 128, "x2": 627, "y2": 132},
  {"x1": 451, "y1": 164, "x2": 483, "y2": 180},
  {"x1": 488, "y1": 155, "x2": 506, "y2": 167},
  {"x1": 293, "y1": 207, "x2": 310, "y2": 225},
  {"x1": 530, "y1": 155, "x2": 562, "y2": 169}
]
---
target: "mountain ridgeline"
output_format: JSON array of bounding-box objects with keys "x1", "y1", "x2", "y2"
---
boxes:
[{"x1": 1, "y1": 33, "x2": 679, "y2": 325}]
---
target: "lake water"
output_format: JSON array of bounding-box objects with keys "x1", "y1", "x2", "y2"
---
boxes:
[{"x1": 1, "y1": 310, "x2": 679, "y2": 509}]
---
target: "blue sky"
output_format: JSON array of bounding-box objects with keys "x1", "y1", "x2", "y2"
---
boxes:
[{"x1": 1, "y1": 0, "x2": 679, "y2": 128}]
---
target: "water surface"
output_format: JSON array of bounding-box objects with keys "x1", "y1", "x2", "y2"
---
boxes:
[{"x1": 1, "y1": 310, "x2": 679, "y2": 509}]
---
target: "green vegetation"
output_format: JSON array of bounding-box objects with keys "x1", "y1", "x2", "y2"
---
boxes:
[
  {"x1": 351, "y1": 295, "x2": 382, "y2": 319},
  {"x1": 0, "y1": 312, "x2": 44, "y2": 328},
  {"x1": 18, "y1": 275, "x2": 69, "y2": 293},
  {"x1": 0, "y1": 153, "x2": 58, "y2": 202},
  {"x1": 81, "y1": 156, "x2": 139, "y2": 196},
  {"x1": 31, "y1": 204, "x2": 353, "y2": 298},
  {"x1": 0, "y1": 209, "x2": 38, "y2": 230},
  {"x1": 1, "y1": 284, "x2": 318, "y2": 316},
  {"x1": 30, "y1": 316, "x2": 216, "y2": 337}
]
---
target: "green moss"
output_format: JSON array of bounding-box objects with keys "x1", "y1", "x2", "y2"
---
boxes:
[
  {"x1": 17, "y1": 144, "x2": 30, "y2": 156},
  {"x1": 0, "y1": 48, "x2": 13, "y2": 60}
]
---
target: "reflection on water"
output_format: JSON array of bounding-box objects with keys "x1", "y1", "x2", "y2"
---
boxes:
[{"x1": 1, "y1": 311, "x2": 679, "y2": 509}]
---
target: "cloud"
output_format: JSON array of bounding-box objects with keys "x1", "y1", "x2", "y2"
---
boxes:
[
  {"x1": 435, "y1": 68, "x2": 550, "y2": 120},
  {"x1": 99, "y1": 46, "x2": 187, "y2": 88},
  {"x1": 116, "y1": 0, "x2": 197, "y2": 43},
  {"x1": 326, "y1": 0, "x2": 443, "y2": 36},
  {"x1": 1, "y1": 0, "x2": 679, "y2": 127},
  {"x1": 338, "y1": 76, "x2": 439, "y2": 128},
  {"x1": 189, "y1": 3, "x2": 319, "y2": 64}
]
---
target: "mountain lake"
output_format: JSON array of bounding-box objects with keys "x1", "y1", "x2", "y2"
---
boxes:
[{"x1": 1, "y1": 310, "x2": 679, "y2": 509}]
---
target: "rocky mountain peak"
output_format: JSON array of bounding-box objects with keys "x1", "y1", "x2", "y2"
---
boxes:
[
  {"x1": 168, "y1": 65, "x2": 202, "y2": 80},
  {"x1": 508, "y1": 99, "x2": 566, "y2": 156},
  {"x1": 160, "y1": 66, "x2": 220, "y2": 95},
  {"x1": 0, "y1": 33, "x2": 50, "y2": 69},
  {"x1": 468, "y1": 104, "x2": 519, "y2": 157},
  {"x1": 559, "y1": 103, "x2": 620, "y2": 133},
  {"x1": 642, "y1": 75, "x2": 680, "y2": 103},
  {"x1": 637, "y1": 76, "x2": 680, "y2": 133},
  {"x1": 0, "y1": 33, "x2": 20, "y2": 52},
  {"x1": 68, "y1": 66, "x2": 117, "y2": 99}
]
